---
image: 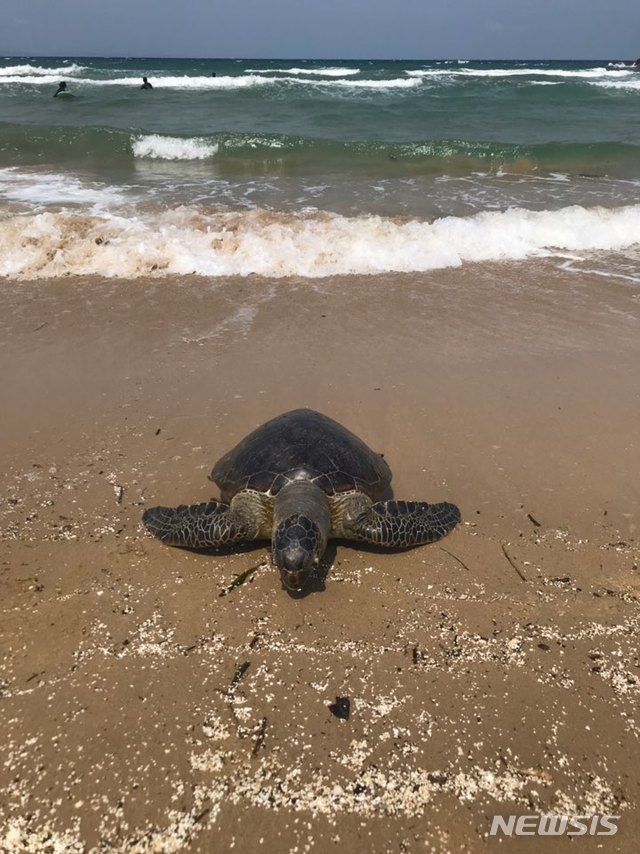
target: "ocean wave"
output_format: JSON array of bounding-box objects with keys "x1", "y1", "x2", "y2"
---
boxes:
[
  {"x1": 463, "y1": 66, "x2": 612, "y2": 78},
  {"x1": 0, "y1": 74, "x2": 276, "y2": 89},
  {"x1": 404, "y1": 69, "x2": 455, "y2": 78},
  {"x1": 405, "y1": 66, "x2": 615, "y2": 80},
  {"x1": 245, "y1": 67, "x2": 360, "y2": 76},
  {"x1": 2, "y1": 127, "x2": 640, "y2": 179},
  {"x1": 593, "y1": 78, "x2": 640, "y2": 91},
  {"x1": 323, "y1": 77, "x2": 421, "y2": 89},
  {"x1": 0, "y1": 72, "x2": 422, "y2": 92},
  {"x1": 87, "y1": 74, "x2": 275, "y2": 89},
  {"x1": 132, "y1": 134, "x2": 219, "y2": 160},
  {"x1": 108, "y1": 74, "x2": 418, "y2": 91},
  {"x1": 0, "y1": 62, "x2": 86, "y2": 77},
  {"x1": 0, "y1": 204, "x2": 638, "y2": 279},
  {"x1": 0, "y1": 75, "x2": 69, "y2": 86}
]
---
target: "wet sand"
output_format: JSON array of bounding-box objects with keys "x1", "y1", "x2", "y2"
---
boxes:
[{"x1": 1, "y1": 261, "x2": 639, "y2": 852}]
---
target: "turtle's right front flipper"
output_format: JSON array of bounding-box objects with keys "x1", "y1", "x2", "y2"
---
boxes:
[{"x1": 143, "y1": 501, "x2": 256, "y2": 549}]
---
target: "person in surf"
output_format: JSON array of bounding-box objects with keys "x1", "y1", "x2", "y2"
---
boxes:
[
  {"x1": 141, "y1": 77, "x2": 153, "y2": 89},
  {"x1": 53, "y1": 81, "x2": 67, "y2": 97}
]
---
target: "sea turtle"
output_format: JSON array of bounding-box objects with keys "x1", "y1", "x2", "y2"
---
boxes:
[{"x1": 142, "y1": 409, "x2": 461, "y2": 591}]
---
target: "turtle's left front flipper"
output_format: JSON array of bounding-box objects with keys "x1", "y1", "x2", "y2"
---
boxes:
[
  {"x1": 345, "y1": 499, "x2": 461, "y2": 548},
  {"x1": 143, "y1": 500, "x2": 256, "y2": 549}
]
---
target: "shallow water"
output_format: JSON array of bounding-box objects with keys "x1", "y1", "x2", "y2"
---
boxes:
[{"x1": 0, "y1": 57, "x2": 639, "y2": 279}]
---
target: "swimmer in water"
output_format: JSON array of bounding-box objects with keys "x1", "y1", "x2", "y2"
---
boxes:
[
  {"x1": 53, "y1": 81, "x2": 67, "y2": 97},
  {"x1": 141, "y1": 76, "x2": 153, "y2": 89}
]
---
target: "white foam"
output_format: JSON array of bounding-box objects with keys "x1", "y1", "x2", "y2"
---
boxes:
[
  {"x1": 53, "y1": 74, "x2": 275, "y2": 90},
  {"x1": 326, "y1": 77, "x2": 421, "y2": 89},
  {"x1": 0, "y1": 168, "x2": 125, "y2": 209},
  {"x1": 50, "y1": 74, "x2": 419, "y2": 91},
  {"x1": 462, "y1": 66, "x2": 612, "y2": 79},
  {"x1": 406, "y1": 66, "x2": 615, "y2": 80},
  {"x1": 132, "y1": 135, "x2": 218, "y2": 160},
  {"x1": 0, "y1": 62, "x2": 86, "y2": 77},
  {"x1": 594, "y1": 78, "x2": 640, "y2": 91},
  {"x1": 0, "y1": 203, "x2": 639, "y2": 280},
  {"x1": 0, "y1": 75, "x2": 85, "y2": 86},
  {"x1": 245, "y1": 67, "x2": 360, "y2": 76},
  {"x1": 244, "y1": 75, "x2": 421, "y2": 90}
]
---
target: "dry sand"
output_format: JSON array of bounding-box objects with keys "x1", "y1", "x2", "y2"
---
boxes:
[{"x1": 1, "y1": 261, "x2": 639, "y2": 852}]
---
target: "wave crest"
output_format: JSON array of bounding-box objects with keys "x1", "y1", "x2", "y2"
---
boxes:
[
  {"x1": 132, "y1": 135, "x2": 218, "y2": 161},
  {"x1": 245, "y1": 67, "x2": 360, "y2": 76},
  {"x1": 0, "y1": 62, "x2": 86, "y2": 77},
  {"x1": 0, "y1": 204, "x2": 638, "y2": 280}
]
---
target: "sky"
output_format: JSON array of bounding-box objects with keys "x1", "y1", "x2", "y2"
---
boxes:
[{"x1": 2, "y1": 0, "x2": 640, "y2": 60}]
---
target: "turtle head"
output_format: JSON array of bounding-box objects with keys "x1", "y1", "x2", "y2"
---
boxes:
[
  {"x1": 272, "y1": 481, "x2": 331, "y2": 591},
  {"x1": 272, "y1": 513, "x2": 323, "y2": 591}
]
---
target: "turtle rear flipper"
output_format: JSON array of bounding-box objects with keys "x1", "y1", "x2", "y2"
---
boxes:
[
  {"x1": 346, "y1": 499, "x2": 461, "y2": 548},
  {"x1": 143, "y1": 501, "x2": 256, "y2": 549}
]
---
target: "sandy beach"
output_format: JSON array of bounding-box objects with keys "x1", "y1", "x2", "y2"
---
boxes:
[{"x1": 1, "y1": 261, "x2": 639, "y2": 852}]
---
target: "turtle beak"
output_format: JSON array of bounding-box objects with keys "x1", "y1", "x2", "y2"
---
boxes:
[
  {"x1": 280, "y1": 568, "x2": 310, "y2": 592},
  {"x1": 278, "y1": 548, "x2": 313, "y2": 591},
  {"x1": 277, "y1": 549, "x2": 317, "y2": 591},
  {"x1": 272, "y1": 514, "x2": 322, "y2": 592}
]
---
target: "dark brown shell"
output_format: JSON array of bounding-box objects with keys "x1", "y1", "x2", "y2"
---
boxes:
[{"x1": 211, "y1": 409, "x2": 391, "y2": 503}]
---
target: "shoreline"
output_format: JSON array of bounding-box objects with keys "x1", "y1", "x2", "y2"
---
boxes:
[{"x1": 1, "y1": 261, "x2": 639, "y2": 851}]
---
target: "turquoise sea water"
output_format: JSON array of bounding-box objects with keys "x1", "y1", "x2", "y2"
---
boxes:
[{"x1": 0, "y1": 56, "x2": 639, "y2": 278}]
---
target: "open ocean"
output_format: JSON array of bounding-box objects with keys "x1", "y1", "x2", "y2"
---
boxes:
[{"x1": 0, "y1": 56, "x2": 639, "y2": 279}]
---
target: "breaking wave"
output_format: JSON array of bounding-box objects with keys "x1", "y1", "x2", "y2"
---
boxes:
[
  {"x1": 1, "y1": 203, "x2": 638, "y2": 280},
  {"x1": 132, "y1": 134, "x2": 219, "y2": 160},
  {"x1": 0, "y1": 62, "x2": 87, "y2": 77},
  {"x1": 245, "y1": 67, "x2": 360, "y2": 76}
]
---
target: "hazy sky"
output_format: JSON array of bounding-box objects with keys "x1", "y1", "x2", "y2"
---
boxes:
[{"x1": 2, "y1": 0, "x2": 640, "y2": 60}]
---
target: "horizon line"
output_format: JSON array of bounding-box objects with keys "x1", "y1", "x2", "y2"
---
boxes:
[{"x1": 0, "y1": 54, "x2": 625, "y2": 62}]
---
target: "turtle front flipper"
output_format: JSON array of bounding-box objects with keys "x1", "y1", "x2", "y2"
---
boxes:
[
  {"x1": 343, "y1": 498, "x2": 461, "y2": 548},
  {"x1": 143, "y1": 500, "x2": 259, "y2": 549}
]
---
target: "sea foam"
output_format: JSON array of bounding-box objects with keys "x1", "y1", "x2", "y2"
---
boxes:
[
  {"x1": 245, "y1": 67, "x2": 360, "y2": 76},
  {"x1": 0, "y1": 168, "x2": 125, "y2": 208},
  {"x1": 0, "y1": 62, "x2": 86, "y2": 77},
  {"x1": 78, "y1": 74, "x2": 274, "y2": 90},
  {"x1": 327, "y1": 77, "x2": 421, "y2": 89},
  {"x1": 61, "y1": 73, "x2": 419, "y2": 91},
  {"x1": 0, "y1": 204, "x2": 638, "y2": 280},
  {"x1": 594, "y1": 79, "x2": 640, "y2": 91},
  {"x1": 132, "y1": 135, "x2": 218, "y2": 160},
  {"x1": 405, "y1": 66, "x2": 614, "y2": 80}
]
